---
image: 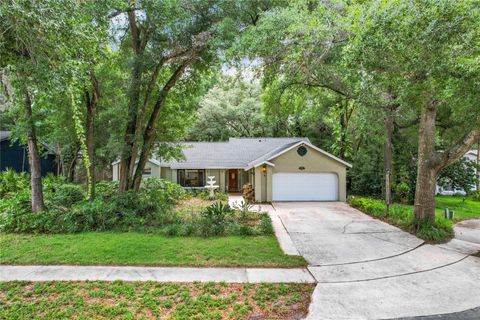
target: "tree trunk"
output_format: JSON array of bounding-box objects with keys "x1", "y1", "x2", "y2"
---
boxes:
[
  {"x1": 85, "y1": 72, "x2": 99, "y2": 200},
  {"x1": 24, "y1": 91, "x2": 46, "y2": 213},
  {"x1": 383, "y1": 93, "x2": 396, "y2": 202},
  {"x1": 118, "y1": 59, "x2": 143, "y2": 192},
  {"x1": 477, "y1": 141, "x2": 480, "y2": 192},
  {"x1": 118, "y1": 4, "x2": 144, "y2": 192},
  {"x1": 67, "y1": 156, "x2": 76, "y2": 182},
  {"x1": 383, "y1": 108, "x2": 394, "y2": 201},
  {"x1": 412, "y1": 96, "x2": 480, "y2": 223},
  {"x1": 65, "y1": 145, "x2": 80, "y2": 182},
  {"x1": 131, "y1": 63, "x2": 187, "y2": 190},
  {"x1": 413, "y1": 102, "x2": 438, "y2": 221},
  {"x1": 338, "y1": 99, "x2": 347, "y2": 159}
]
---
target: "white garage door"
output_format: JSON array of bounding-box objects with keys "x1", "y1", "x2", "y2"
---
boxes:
[{"x1": 272, "y1": 173, "x2": 338, "y2": 201}]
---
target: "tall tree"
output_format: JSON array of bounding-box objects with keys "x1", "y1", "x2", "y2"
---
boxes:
[
  {"x1": 84, "y1": 72, "x2": 100, "y2": 199},
  {"x1": 23, "y1": 90, "x2": 45, "y2": 212},
  {"x1": 0, "y1": 1, "x2": 68, "y2": 212},
  {"x1": 0, "y1": 0, "x2": 111, "y2": 207},
  {"x1": 115, "y1": 0, "x2": 269, "y2": 191},
  {"x1": 237, "y1": 0, "x2": 355, "y2": 157},
  {"x1": 348, "y1": 0, "x2": 480, "y2": 222},
  {"x1": 188, "y1": 76, "x2": 271, "y2": 141}
]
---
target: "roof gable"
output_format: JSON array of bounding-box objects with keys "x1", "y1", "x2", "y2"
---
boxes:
[
  {"x1": 246, "y1": 140, "x2": 352, "y2": 169},
  {"x1": 0, "y1": 131, "x2": 56, "y2": 154}
]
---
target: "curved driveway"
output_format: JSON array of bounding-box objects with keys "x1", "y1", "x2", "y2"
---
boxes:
[{"x1": 270, "y1": 202, "x2": 480, "y2": 320}]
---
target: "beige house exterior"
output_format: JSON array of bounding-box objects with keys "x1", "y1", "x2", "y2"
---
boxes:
[
  {"x1": 256, "y1": 144, "x2": 348, "y2": 202},
  {"x1": 112, "y1": 138, "x2": 351, "y2": 202}
]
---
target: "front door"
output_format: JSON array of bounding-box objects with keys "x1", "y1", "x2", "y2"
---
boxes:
[{"x1": 228, "y1": 169, "x2": 238, "y2": 191}]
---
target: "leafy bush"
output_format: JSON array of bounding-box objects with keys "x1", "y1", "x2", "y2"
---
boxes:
[
  {"x1": 187, "y1": 189, "x2": 229, "y2": 201},
  {"x1": 348, "y1": 197, "x2": 386, "y2": 218},
  {"x1": 472, "y1": 192, "x2": 480, "y2": 202},
  {"x1": 257, "y1": 213, "x2": 274, "y2": 235},
  {"x1": 65, "y1": 199, "x2": 106, "y2": 232},
  {"x1": 412, "y1": 218, "x2": 454, "y2": 243},
  {"x1": 199, "y1": 202, "x2": 233, "y2": 237},
  {"x1": 142, "y1": 177, "x2": 186, "y2": 205},
  {"x1": 95, "y1": 180, "x2": 119, "y2": 200},
  {"x1": 0, "y1": 169, "x2": 29, "y2": 199},
  {"x1": 236, "y1": 224, "x2": 256, "y2": 236},
  {"x1": 51, "y1": 184, "x2": 86, "y2": 207},
  {"x1": 42, "y1": 174, "x2": 67, "y2": 194},
  {"x1": 394, "y1": 182, "x2": 411, "y2": 204},
  {"x1": 0, "y1": 173, "x2": 185, "y2": 234},
  {"x1": 0, "y1": 172, "x2": 273, "y2": 238},
  {"x1": 232, "y1": 201, "x2": 254, "y2": 223},
  {"x1": 348, "y1": 196, "x2": 454, "y2": 243}
]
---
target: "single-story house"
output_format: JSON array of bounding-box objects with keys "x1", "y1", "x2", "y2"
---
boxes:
[
  {"x1": 0, "y1": 131, "x2": 59, "y2": 176},
  {"x1": 112, "y1": 137, "x2": 352, "y2": 202}
]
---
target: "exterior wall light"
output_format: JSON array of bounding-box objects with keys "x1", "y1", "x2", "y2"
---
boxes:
[{"x1": 262, "y1": 164, "x2": 267, "y2": 173}]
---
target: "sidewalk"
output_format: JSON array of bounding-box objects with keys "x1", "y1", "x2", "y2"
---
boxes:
[{"x1": 0, "y1": 265, "x2": 316, "y2": 283}]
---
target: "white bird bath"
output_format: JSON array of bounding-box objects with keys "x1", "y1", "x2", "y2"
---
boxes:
[{"x1": 205, "y1": 176, "x2": 219, "y2": 199}]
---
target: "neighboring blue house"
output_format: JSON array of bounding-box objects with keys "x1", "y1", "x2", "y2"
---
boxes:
[{"x1": 0, "y1": 131, "x2": 58, "y2": 176}]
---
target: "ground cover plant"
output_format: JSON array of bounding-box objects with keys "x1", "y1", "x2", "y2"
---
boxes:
[
  {"x1": 0, "y1": 171, "x2": 307, "y2": 267},
  {"x1": 0, "y1": 281, "x2": 315, "y2": 320},
  {"x1": 0, "y1": 172, "x2": 185, "y2": 234},
  {"x1": 185, "y1": 188, "x2": 229, "y2": 201},
  {"x1": 348, "y1": 196, "x2": 454, "y2": 243},
  {"x1": 0, "y1": 233, "x2": 307, "y2": 267},
  {"x1": 0, "y1": 171, "x2": 272, "y2": 237}
]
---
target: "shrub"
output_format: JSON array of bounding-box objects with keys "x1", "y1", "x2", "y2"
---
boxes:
[
  {"x1": 232, "y1": 201, "x2": 254, "y2": 223},
  {"x1": 0, "y1": 169, "x2": 29, "y2": 199},
  {"x1": 237, "y1": 224, "x2": 255, "y2": 236},
  {"x1": 0, "y1": 190, "x2": 67, "y2": 233},
  {"x1": 95, "y1": 180, "x2": 119, "y2": 200},
  {"x1": 66, "y1": 199, "x2": 108, "y2": 232},
  {"x1": 411, "y1": 218, "x2": 454, "y2": 243},
  {"x1": 472, "y1": 192, "x2": 480, "y2": 202},
  {"x1": 242, "y1": 183, "x2": 254, "y2": 203},
  {"x1": 348, "y1": 196, "x2": 386, "y2": 218},
  {"x1": 257, "y1": 213, "x2": 274, "y2": 235},
  {"x1": 0, "y1": 171, "x2": 272, "y2": 237},
  {"x1": 199, "y1": 202, "x2": 233, "y2": 236},
  {"x1": 43, "y1": 174, "x2": 67, "y2": 194},
  {"x1": 394, "y1": 182, "x2": 411, "y2": 204},
  {"x1": 0, "y1": 190, "x2": 36, "y2": 232},
  {"x1": 0, "y1": 172, "x2": 185, "y2": 233},
  {"x1": 348, "y1": 196, "x2": 453, "y2": 243},
  {"x1": 51, "y1": 184, "x2": 86, "y2": 207},
  {"x1": 142, "y1": 177, "x2": 186, "y2": 205},
  {"x1": 188, "y1": 189, "x2": 229, "y2": 201}
]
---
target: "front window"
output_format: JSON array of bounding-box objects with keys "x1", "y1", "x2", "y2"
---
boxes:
[
  {"x1": 142, "y1": 167, "x2": 152, "y2": 176},
  {"x1": 177, "y1": 169, "x2": 205, "y2": 187}
]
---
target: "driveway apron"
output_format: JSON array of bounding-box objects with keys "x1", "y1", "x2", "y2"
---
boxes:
[{"x1": 271, "y1": 202, "x2": 480, "y2": 320}]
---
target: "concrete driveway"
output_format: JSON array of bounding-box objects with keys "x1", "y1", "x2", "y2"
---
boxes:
[
  {"x1": 272, "y1": 202, "x2": 423, "y2": 266},
  {"x1": 270, "y1": 202, "x2": 480, "y2": 320}
]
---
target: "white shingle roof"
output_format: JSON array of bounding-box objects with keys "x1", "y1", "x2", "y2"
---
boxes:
[{"x1": 159, "y1": 137, "x2": 310, "y2": 169}]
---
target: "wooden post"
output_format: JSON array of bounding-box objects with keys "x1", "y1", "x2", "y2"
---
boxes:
[{"x1": 385, "y1": 169, "x2": 391, "y2": 216}]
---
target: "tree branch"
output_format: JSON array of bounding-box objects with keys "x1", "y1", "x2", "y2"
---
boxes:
[{"x1": 433, "y1": 128, "x2": 480, "y2": 172}]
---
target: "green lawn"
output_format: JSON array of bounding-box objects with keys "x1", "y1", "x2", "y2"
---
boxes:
[
  {"x1": 0, "y1": 281, "x2": 314, "y2": 320},
  {"x1": 434, "y1": 196, "x2": 480, "y2": 221},
  {"x1": 385, "y1": 196, "x2": 480, "y2": 222},
  {"x1": 0, "y1": 232, "x2": 307, "y2": 267},
  {"x1": 349, "y1": 195, "x2": 480, "y2": 242}
]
